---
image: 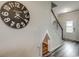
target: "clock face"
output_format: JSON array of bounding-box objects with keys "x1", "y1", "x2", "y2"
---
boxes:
[{"x1": 0, "y1": 1, "x2": 30, "y2": 29}]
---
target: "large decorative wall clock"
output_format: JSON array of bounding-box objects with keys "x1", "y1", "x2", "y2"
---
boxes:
[{"x1": 0, "y1": 1, "x2": 30, "y2": 29}]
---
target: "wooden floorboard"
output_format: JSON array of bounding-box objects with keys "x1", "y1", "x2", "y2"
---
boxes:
[{"x1": 50, "y1": 40, "x2": 79, "y2": 57}]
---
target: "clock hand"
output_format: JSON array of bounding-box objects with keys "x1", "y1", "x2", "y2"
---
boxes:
[
  {"x1": 18, "y1": 15, "x2": 24, "y2": 20},
  {"x1": 16, "y1": 15, "x2": 28, "y2": 23},
  {"x1": 14, "y1": 12, "x2": 28, "y2": 23},
  {"x1": 14, "y1": 13, "x2": 20, "y2": 19}
]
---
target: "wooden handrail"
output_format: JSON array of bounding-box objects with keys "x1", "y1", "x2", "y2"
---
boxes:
[{"x1": 51, "y1": 9, "x2": 63, "y2": 40}]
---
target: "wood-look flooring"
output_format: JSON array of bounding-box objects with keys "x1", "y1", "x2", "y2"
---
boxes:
[{"x1": 50, "y1": 40, "x2": 79, "y2": 57}]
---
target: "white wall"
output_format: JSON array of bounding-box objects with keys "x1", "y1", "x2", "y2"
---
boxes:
[
  {"x1": 48, "y1": 11, "x2": 63, "y2": 52},
  {"x1": 0, "y1": 1, "x2": 63, "y2": 57}
]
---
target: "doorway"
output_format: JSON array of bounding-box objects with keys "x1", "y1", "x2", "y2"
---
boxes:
[{"x1": 58, "y1": 11, "x2": 79, "y2": 41}]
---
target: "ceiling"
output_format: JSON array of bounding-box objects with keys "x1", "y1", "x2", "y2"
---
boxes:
[{"x1": 52, "y1": 1, "x2": 79, "y2": 15}]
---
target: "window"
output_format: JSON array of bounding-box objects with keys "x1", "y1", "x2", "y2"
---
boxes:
[{"x1": 66, "y1": 21, "x2": 73, "y2": 33}]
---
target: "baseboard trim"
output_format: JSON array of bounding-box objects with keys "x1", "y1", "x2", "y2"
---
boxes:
[{"x1": 63, "y1": 38, "x2": 79, "y2": 43}]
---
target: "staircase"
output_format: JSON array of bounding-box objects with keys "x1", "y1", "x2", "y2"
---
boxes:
[{"x1": 51, "y1": 2, "x2": 63, "y2": 40}]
